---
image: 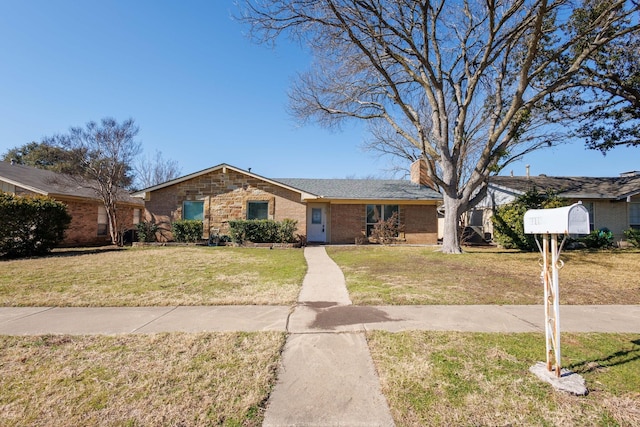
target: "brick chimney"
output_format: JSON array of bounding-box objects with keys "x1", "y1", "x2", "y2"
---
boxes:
[{"x1": 410, "y1": 159, "x2": 437, "y2": 190}]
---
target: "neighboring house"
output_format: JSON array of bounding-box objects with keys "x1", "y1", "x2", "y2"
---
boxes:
[
  {"x1": 132, "y1": 161, "x2": 443, "y2": 244},
  {"x1": 469, "y1": 171, "x2": 640, "y2": 243},
  {"x1": 0, "y1": 161, "x2": 144, "y2": 246}
]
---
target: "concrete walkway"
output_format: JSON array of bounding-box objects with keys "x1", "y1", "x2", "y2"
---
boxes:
[
  {"x1": 1, "y1": 246, "x2": 640, "y2": 426},
  {"x1": 262, "y1": 246, "x2": 395, "y2": 426}
]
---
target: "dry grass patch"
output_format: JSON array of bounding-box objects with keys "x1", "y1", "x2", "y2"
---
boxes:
[
  {"x1": 0, "y1": 332, "x2": 285, "y2": 426},
  {"x1": 327, "y1": 246, "x2": 640, "y2": 305},
  {"x1": 368, "y1": 331, "x2": 640, "y2": 426},
  {"x1": 0, "y1": 246, "x2": 306, "y2": 306}
]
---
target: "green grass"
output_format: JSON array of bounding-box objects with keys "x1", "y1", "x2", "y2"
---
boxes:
[
  {"x1": 0, "y1": 246, "x2": 307, "y2": 306},
  {"x1": 368, "y1": 331, "x2": 640, "y2": 426},
  {"x1": 327, "y1": 246, "x2": 640, "y2": 305},
  {"x1": 0, "y1": 332, "x2": 286, "y2": 426}
]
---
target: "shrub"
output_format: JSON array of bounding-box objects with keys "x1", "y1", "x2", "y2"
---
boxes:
[
  {"x1": 228, "y1": 219, "x2": 298, "y2": 244},
  {"x1": 624, "y1": 228, "x2": 640, "y2": 247},
  {"x1": 171, "y1": 220, "x2": 203, "y2": 243},
  {"x1": 278, "y1": 219, "x2": 298, "y2": 243},
  {"x1": 492, "y1": 189, "x2": 567, "y2": 251},
  {"x1": 135, "y1": 221, "x2": 158, "y2": 242},
  {"x1": 370, "y1": 211, "x2": 403, "y2": 244},
  {"x1": 0, "y1": 192, "x2": 71, "y2": 258},
  {"x1": 581, "y1": 227, "x2": 615, "y2": 249}
]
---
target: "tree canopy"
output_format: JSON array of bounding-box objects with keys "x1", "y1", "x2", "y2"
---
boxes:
[
  {"x1": 240, "y1": 0, "x2": 640, "y2": 253},
  {"x1": 134, "y1": 150, "x2": 182, "y2": 190},
  {"x1": 2, "y1": 141, "x2": 82, "y2": 174}
]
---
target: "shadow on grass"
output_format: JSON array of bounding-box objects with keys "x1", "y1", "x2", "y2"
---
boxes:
[
  {"x1": 46, "y1": 246, "x2": 125, "y2": 258},
  {"x1": 567, "y1": 338, "x2": 640, "y2": 373}
]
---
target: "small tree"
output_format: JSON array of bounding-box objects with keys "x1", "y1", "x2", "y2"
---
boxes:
[
  {"x1": 44, "y1": 117, "x2": 141, "y2": 246},
  {"x1": 492, "y1": 189, "x2": 567, "y2": 251},
  {"x1": 0, "y1": 193, "x2": 71, "y2": 258}
]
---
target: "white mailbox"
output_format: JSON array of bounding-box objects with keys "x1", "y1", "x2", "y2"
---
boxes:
[{"x1": 524, "y1": 202, "x2": 590, "y2": 235}]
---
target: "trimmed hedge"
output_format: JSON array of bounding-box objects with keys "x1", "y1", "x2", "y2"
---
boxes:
[
  {"x1": 171, "y1": 219, "x2": 203, "y2": 243},
  {"x1": 0, "y1": 192, "x2": 71, "y2": 258},
  {"x1": 228, "y1": 219, "x2": 298, "y2": 244}
]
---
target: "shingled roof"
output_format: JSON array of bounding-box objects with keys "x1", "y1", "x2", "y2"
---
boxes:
[
  {"x1": 274, "y1": 178, "x2": 442, "y2": 201},
  {"x1": 489, "y1": 174, "x2": 640, "y2": 200},
  {"x1": 0, "y1": 161, "x2": 143, "y2": 205}
]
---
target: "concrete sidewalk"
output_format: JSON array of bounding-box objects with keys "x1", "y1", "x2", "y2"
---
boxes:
[{"x1": 1, "y1": 304, "x2": 638, "y2": 335}]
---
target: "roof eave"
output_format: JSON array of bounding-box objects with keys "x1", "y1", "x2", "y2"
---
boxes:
[
  {"x1": 133, "y1": 163, "x2": 320, "y2": 199},
  {"x1": 0, "y1": 177, "x2": 48, "y2": 196}
]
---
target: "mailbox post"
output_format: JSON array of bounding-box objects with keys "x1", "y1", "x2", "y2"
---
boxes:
[{"x1": 524, "y1": 202, "x2": 590, "y2": 378}]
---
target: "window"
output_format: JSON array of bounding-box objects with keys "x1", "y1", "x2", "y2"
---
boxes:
[
  {"x1": 133, "y1": 209, "x2": 141, "y2": 225},
  {"x1": 98, "y1": 205, "x2": 108, "y2": 236},
  {"x1": 630, "y1": 203, "x2": 640, "y2": 229},
  {"x1": 183, "y1": 201, "x2": 204, "y2": 220},
  {"x1": 247, "y1": 201, "x2": 269, "y2": 220},
  {"x1": 311, "y1": 208, "x2": 322, "y2": 224},
  {"x1": 366, "y1": 204, "x2": 399, "y2": 236}
]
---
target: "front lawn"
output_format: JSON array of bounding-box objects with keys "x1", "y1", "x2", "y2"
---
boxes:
[
  {"x1": 327, "y1": 246, "x2": 640, "y2": 305},
  {"x1": 0, "y1": 332, "x2": 285, "y2": 426},
  {"x1": 0, "y1": 246, "x2": 307, "y2": 306},
  {"x1": 368, "y1": 331, "x2": 640, "y2": 426}
]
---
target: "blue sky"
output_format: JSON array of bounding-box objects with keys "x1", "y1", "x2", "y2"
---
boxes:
[{"x1": 0, "y1": 1, "x2": 637, "y2": 180}]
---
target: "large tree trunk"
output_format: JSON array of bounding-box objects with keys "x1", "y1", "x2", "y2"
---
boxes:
[{"x1": 440, "y1": 195, "x2": 465, "y2": 254}]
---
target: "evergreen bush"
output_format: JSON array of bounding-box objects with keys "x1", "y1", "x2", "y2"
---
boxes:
[
  {"x1": 171, "y1": 220, "x2": 203, "y2": 243},
  {"x1": 492, "y1": 189, "x2": 567, "y2": 251},
  {"x1": 624, "y1": 228, "x2": 640, "y2": 247},
  {"x1": 0, "y1": 192, "x2": 71, "y2": 258},
  {"x1": 136, "y1": 221, "x2": 158, "y2": 242},
  {"x1": 581, "y1": 228, "x2": 615, "y2": 249}
]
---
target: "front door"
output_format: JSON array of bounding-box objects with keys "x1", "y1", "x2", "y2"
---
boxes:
[{"x1": 307, "y1": 204, "x2": 327, "y2": 243}]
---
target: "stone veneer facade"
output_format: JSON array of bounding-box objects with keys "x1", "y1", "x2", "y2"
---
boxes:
[{"x1": 144, "y1": 168, "x2": 307, "y2": 241}]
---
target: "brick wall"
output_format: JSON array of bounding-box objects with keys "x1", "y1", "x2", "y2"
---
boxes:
[
  {"x1": 60, "y1": 199, "x2": 139, "y2": 247},
  {"x1": 329, "y1": 203, "x2": 438, "y2": 244},
  {"x1": 403, "y1": 204, "x2": 439, "y2": 244},
  {"x1": 330, "y1": 204, "x2": 366, "y2": 244},
  {"x1": 144, "y1": 169, "x2": 307, "y2": 241}
]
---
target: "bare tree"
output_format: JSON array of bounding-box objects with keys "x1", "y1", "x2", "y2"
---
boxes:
[
  {"x1": 239, "y1": 0, "x2": 640, "y2": 253},
  {"x1": 45, "y1": 117, "x2": 141, "y2": 246},
  {"x1": 134, "y1": 150, "x2": 182, "y2": 190}
]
